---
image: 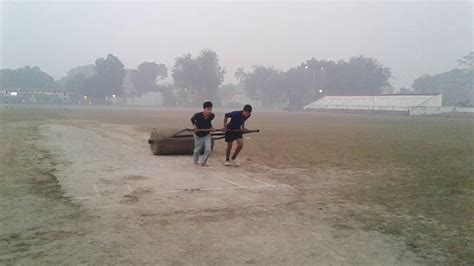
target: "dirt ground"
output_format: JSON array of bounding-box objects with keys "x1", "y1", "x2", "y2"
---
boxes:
[{"x1": 1, "y1": 106, "x2": 472, "y2": 265}]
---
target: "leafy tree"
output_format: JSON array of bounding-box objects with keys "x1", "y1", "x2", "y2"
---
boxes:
[
  {"x1": 131, "y1": 62, "x2": 167, "y2": 96},
  {"x1": 172, "y1": 50, "x2": 225, "y2": 105},
  {"x1": 63, "y1": 74, "x2": 90, "y2": 103},
  {"x1": 157, "y1": 83, "x2": 177, "y2": 107},
  {"x1": 93, "y1": 54, "x2": 126, "y2": 102},
  {"x1": 283, "y1": 59, "x2": 335, "y2": 109},
  {"x1": 0, "y1": 66, "x2": 57, "y2": 90},
  {"x1": 398, "y1": 87, "x2": 413, "y2": 94},
  {"x1": 218, "y1": 83, "x2": 240, "y2": 105},
  {"x1": 240, "y1": 56, "x2": 392, "y2": 109},
  {"x1": 412, "y1": 52, "x2": 473, "y2": 106},
  {"x1": 172, "y1": 53, "x2": 197, "y2": 105},
  {"x1": 240, "y1": 65, "x2": 284, "y2": 108},
  {"x1": 331, "y1": 56, "x2": 392, "y2": 96},
  {"x1": 284, "y1": 66, "x2": 314, "y2": 110},
  {"x1": 412, "y1": 74, "x2": 434, "y2": 93},
  {"x1": 66, "y1": 64, "x2": 96, "y2": 79},
  {"x1": 240, "y1": 56, "x2": 392, "y2": 110},
  {"x1": 234, "y1": 67, "x2": 247, "y2": 83},
  {"x1": 457, "y1": 51, "x2": 473, "y2": 69},
  {"x1": 413, "y1": 70, "x2": 472, "y2": 106},
  {"x1": 196, "y1": 50, "x2": 226, "y2": 102},
  {"x1": 60, "y1": 64, "x2": 96, "y2": 102}
]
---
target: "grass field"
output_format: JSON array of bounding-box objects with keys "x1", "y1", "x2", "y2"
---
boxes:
[{"x1": 1, "y1": 106, "x2": 472, "y2": 264}]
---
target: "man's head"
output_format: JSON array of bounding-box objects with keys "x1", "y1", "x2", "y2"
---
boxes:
[
  {"x1": 203, "y1": 101, "x2": 213, "y2": 115},
  {"x1": 242, "y1": 104, "x2": 252, "y2": 118}
]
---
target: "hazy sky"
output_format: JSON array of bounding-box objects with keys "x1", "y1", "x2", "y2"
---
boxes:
[{"x1": 1, "y1": 1, "x2": 472, "y2": 88}]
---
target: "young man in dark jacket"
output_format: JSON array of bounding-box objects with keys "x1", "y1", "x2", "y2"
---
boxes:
[
  {"x1": 223, "y1": 104, "x2": 252, "y2": 166},
  {"x1": 191, "y1": 101, "x2": 215, "y2": 167}
]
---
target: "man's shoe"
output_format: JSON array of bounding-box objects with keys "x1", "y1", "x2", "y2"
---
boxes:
[
  {"x1": 224, "y1": 160, "x2": 231, "y2": 166},
  {"x1": 231, "y1": 159, "x2": 240, "y2": 167}
]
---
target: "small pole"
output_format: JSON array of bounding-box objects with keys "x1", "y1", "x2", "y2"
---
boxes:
[
  {"x1": 372, "y1": 86, "x2": 376, "y2": 112},
  {"x1": 5, "y1": 90, "x2": 8, "y2": 110},
  {"x1": 373, "y1": 95, "x2": 375, "y2": 111}
]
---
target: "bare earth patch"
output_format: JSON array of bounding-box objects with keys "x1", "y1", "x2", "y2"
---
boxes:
[{"x1": 19, "y1": 120, "x2": 420, "y2": 264}]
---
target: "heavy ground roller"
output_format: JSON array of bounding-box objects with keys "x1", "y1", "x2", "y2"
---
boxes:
[{"x1": 148, "y1": 128, "x2": 260, "y2": 155}]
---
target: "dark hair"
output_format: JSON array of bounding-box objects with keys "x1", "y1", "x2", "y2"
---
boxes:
[
  {"x1": 203, "y1": 101, "x2": 213, "y2": 109},
  {"x1": 243, "y1": 104, "x2": 252, "y2": 113}
]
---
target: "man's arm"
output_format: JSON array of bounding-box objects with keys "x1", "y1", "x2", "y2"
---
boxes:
[
  {"x1": 242, "y1": 121, "x2": 248, "y2": 132},
  {"x1": 223, "y1": 112, "x2": 230, "y2": 131},
  {"x1": 223, "y1": 117, "x2": 229, "y2": 131},
  {"x1": 242, "y1": 114, "x2": 251, "y2": 132},
  {"x1": 210, "y1": 114, "x2": 216, "y2": 131},
  {"x1": 191, "y1": 114, "x2": 198, "y2": 131}
]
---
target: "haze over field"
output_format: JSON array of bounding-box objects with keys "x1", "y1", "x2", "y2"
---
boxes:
[{"x1": 1, "y1": 1, "x2": 471, "y2": 88}]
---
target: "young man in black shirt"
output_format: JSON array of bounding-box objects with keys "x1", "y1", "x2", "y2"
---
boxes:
[
  {"x1": 190, "y1": 101, "x2": 215, "y2": 167},
  {"x1": 223, "y1": 104, "x2": 252, "y2": 166}
]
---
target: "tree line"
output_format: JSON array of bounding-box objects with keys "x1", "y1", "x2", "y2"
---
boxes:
[
  {"x1": 1, "y1": 51, "x2": 472, "y2": 108},
  {"x1": 410, "y1": 51, "x2": 473, "y2": 106}
]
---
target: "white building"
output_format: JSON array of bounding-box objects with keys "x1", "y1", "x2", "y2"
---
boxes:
[
  {"x1": 304, "y1": 94, "x2": 442, "y2": 114},
  {"x1": 126, "y1": 91, "x2": 163, "y2": 106}
]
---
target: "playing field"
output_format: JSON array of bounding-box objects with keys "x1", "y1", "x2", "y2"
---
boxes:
[{"x1": 1, "y1": 106, "x2": 472, "y2": 264}]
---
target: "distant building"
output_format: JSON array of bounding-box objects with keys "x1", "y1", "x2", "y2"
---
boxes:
[
  {"x1": 222, "y1": 93, "x2": 261, "y2": 108},
  {"x1": 125, "y1": 92, "x2": 163, "y2": 106},
  {"x1": 304, "y1": 94, "x2": 443, "y2": 115}
]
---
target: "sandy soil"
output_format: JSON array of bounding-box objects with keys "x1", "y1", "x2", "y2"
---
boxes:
[{"x1": 0, "y1": 118, "x2": 424, "y2": 264}]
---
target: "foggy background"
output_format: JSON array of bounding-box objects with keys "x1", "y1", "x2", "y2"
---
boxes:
[{"x1": 1, "y1": 1, "x2": 471, "y2": 88}]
